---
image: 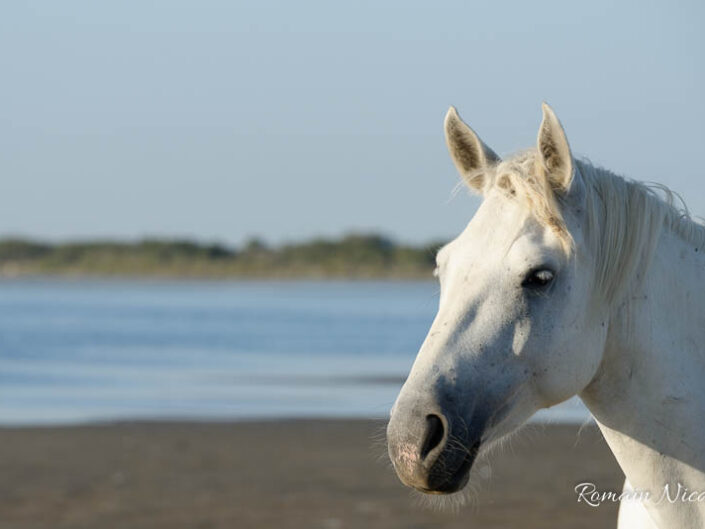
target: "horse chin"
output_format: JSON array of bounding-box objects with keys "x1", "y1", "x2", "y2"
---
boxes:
[
  {"x1": 414, "y1": 411, "x2": 531, "y2": 500},
  {"x1": 416, "y1": 439, "x2": 481, "y2": 495},
  {"x1": 415, "y1": 470, "x2": 469, "y2": 495},
  {"x1": 417, "y1": 470, "x2": 470, "y2": 495}
]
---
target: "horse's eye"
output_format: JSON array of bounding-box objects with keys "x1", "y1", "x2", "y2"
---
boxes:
[{"x1": 522, "y1": 269, "x2": 555, "y2": 289}]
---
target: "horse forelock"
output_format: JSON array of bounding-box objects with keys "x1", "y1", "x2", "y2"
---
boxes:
[{"x1": 478, "y1": 150, "x2": 705, "y2": 306}]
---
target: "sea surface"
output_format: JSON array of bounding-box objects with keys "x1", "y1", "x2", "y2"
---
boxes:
[{"x1": 0, "y1": 279, "x2": 591, "y2": 425}]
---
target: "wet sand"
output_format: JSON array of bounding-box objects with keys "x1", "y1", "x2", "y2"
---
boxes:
[{"x1": 0, "y1": 420, "x2": 623, "y2": 528}]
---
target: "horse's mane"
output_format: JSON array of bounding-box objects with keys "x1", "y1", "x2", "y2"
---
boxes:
[{"x1": 484, "y1": 150, "x2": 705, "y2": 306}]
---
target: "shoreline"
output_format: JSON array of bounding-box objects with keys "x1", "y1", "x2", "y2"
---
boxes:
[
  {"x1": 0, "y1": 408, "x2": 593, "y2": 428},
  {"x1": 0, "y1": 419, "x2": 623, "y2": 528}
]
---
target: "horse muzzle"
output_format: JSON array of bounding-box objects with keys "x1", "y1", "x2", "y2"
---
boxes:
[{"x1": 386, "y1": 401, "x2": 483, "y2": 494}]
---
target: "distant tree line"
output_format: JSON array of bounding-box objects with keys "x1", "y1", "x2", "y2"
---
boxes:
[{"x1": 0, "y1": 234, "x2": 444, "y2": 279}]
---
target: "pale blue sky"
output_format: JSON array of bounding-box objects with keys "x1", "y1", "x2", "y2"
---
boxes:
[{"x1": 1, "y1": 1, "x2": 703, "y2": 245}]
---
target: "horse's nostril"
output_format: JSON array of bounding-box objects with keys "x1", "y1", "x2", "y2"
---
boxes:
[{"x1": 420, "y1": 414, "x2": 445, "y2": 460}]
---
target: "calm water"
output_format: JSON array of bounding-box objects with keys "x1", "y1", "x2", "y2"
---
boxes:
[{"x1": 0, "y1": 280, "x2": 590, "y2": 425}]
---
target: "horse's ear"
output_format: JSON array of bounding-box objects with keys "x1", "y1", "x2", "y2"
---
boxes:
[
  {"x1": 537, "y1": 103, "x2": 576, "y2": 195},
  {"x1": 444, "y1": 106, "x2": 500, "y2": 193}
]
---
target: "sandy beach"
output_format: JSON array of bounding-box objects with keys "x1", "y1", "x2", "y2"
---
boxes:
[{"x1": 0, "y1": 420, "x2": 623, "y2": 529}]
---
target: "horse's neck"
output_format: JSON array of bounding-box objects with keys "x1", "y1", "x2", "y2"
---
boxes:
[{"x1": 581, "y1": 228, "x2": 705, "y2": 528}]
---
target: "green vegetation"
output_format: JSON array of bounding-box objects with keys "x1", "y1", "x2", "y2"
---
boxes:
[{"x1": 0, "y1": 235, "x2": 444, "y2": 279}]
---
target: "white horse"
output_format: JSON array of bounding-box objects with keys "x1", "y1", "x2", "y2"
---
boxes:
[{"x1": 386, "y1": 103, "x2": 705, "y2": 528}]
